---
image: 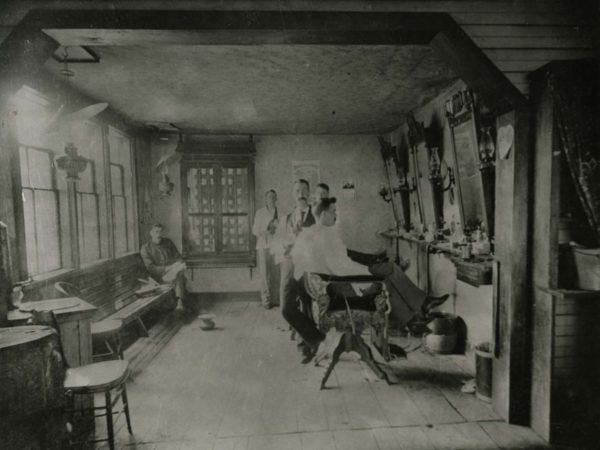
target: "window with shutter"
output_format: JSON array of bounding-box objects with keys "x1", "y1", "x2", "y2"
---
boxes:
[{"x1": 180, "y1": 139, "x2": 256, "y2": 267}]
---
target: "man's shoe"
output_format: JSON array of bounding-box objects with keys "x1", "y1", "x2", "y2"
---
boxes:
[
  {"x1": 422, "y1": 294, "x2": 450, "y2": 315},
  {"x1": 300, "y1": 334, "x2": 325, "y2": 364},
  {"x1": 301, "y1": 349, "x2": 316, "y2": 364}
]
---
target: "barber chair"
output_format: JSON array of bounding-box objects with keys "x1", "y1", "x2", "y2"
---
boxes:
[{"x1": 304, "y1": 273, "x2": 391, "y2": 389}]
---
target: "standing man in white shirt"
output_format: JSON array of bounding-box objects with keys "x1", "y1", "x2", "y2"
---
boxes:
[{"x1": 252, "y1": 189, "x2": 279, "y2": 309}]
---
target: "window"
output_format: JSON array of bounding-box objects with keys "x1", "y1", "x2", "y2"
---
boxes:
[
  {"x1": 14, "y1": 85, "x2": 139, "y2": 277},
  {"x1": 14, "y1": 86, "x2": 63, "y2": 276},
  {"x1": 181, "y1": 144, "x2": 255, "y2": 267},
  {"x1": 19, "y1": 146, "x2": 62, "y2": 276},
  {"x1": 72, "y1": 121, "x2": 107, "y2": 264},
  {"x1": 108, "y1": 127, "x2": 136, "y2": 256}
]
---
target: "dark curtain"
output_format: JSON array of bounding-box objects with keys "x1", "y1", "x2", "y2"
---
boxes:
[{"x1": 546, "y1": 60, "x2": 600, "y2": 246}]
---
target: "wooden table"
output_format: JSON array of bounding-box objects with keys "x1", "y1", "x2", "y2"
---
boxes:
[{"x1": 8, "y1": 297, "x2": 97, "y2": 368}]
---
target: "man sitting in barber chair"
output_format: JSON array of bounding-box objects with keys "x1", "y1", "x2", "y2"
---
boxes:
[{"x1": 283, "y1": 197, "x2": 449, "y2": 363}]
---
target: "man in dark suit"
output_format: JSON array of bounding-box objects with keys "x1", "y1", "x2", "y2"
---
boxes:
[
  {"x1": 140, "y1": 224, "x2": 193, "y2": 314},
  {"x1": 278, "y1": 179, "x2": 315, "y2": 306}
]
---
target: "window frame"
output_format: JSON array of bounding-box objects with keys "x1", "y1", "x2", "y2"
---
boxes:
[
  {"x1": 180, "y1": 145, "x2": 256, "y2": 268},
  {"x1": 107, "y1": 126, "x2": 138, "y2": 257},
  {"x1": 76, "y1": 158, "x2": 103, "y2": 264},
  {"x1": 19, "y1": 145, "x2": 63, "y2": 276}
]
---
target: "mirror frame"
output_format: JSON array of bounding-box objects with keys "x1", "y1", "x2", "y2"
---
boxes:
[
  {"x1": 446, "y1": 90, "x2": 490, "y2": 233},
  {"x1": 406, "y1": 113, "x2": 426, "y2": 228}
]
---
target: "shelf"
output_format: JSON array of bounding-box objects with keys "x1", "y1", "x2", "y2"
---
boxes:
[
  {"x1": 536, "y1": 285, "x2": 600, "y2": 300},
  {"x1": 378, "y1": 228, "x2": 494, "y2": 288}
]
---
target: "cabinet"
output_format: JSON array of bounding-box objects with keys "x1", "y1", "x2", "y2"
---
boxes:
[{"x1": 532, "y1": 289, "x2": 600, "y2": 446}]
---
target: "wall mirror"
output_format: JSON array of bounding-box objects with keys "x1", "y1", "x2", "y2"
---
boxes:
[
  {"x1": 446, "y1": 90, "x2": 491, "y2": 233},
  {"x1": 406, "y1": 114, "x2": 429, "y2": 229}
]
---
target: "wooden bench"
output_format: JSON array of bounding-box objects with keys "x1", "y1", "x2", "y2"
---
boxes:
[
  {"x1": 104, "y1": 285, "x2": 173, "y2": 336},
  {"x1": 23, "y1": 254, "x2": 176, "y2": 337}
]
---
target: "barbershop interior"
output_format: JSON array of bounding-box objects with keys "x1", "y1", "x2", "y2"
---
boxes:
[{"x1": 0, "y1": 2, "x2": 598, "y2": 450}]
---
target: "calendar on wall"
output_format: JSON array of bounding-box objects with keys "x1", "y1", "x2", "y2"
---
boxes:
[{"x1": 180, "y1": 140, "x2": 256, "y2": 267}]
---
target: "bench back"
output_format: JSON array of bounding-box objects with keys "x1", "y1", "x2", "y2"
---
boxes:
[{"x1": 22, "y1": 254, "x2": 151, "y2": 321}]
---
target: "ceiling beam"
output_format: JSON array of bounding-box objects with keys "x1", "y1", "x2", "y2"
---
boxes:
[
  {"x1": 27, "y1": 10, "x2": 446, "y2": 45},
  {"x1": 43, "y1": 28, "x2": 437, "y2": 46}
]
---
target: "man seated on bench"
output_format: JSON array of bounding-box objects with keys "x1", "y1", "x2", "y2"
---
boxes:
[
  {"x1": 284, "y1": 197, "x2": 449, "y2": 363},
  {"x1": 141, "y1": 223, "x2": 194, "y2": 315}
]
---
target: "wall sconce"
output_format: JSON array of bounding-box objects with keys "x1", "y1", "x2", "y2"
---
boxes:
[
  {"x1": 428, "y1": 147, "x2": 455, "y2": 189},
  {"x1": 378, "y1": 183, "x2": 398, "y2": 203},
  {"x1": 155, "y1": 133, "x2": 183, "y2": 198},
  {"x1": 428, "y1": 147, "x2": 455, "y2": 230},
  {"x1": 478, "y1": 126, "x2": 496, "y2": 169},
  {"x1": 55, "y1": 143, "x2": 88, "y2": 181}
]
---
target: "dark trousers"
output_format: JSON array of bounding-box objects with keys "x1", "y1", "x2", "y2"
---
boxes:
[
  {"x1": 369, "y1": 262, "x2": 426, "y2": 327},
  {"x1": 281, "y1": 276, "x2": 324, "y2": 347}
]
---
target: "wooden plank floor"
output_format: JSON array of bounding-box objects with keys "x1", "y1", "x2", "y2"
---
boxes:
[{"x1": 97, "y1": 298, "x2": 552, "y2": 450}]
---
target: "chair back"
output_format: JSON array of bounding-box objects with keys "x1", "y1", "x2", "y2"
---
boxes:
[
  {"x1": 304, "y1": 273, "x2": 331, "y2": 321},
  {"x1": 54, "y1": 281, "x2": 82, "y2": 298}
]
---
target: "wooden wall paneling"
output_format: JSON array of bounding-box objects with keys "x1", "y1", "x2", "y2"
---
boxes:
[
  {"x1": 531, "y1": 290, "x2": 554, "y2": 441},
  {"x1": 462, "y1": 24, "x2": 596, "y2": 40},
  {"x1": 548, "y1": 293, "x2": 600, "y2": 446},
  {"x1": 430, "y1": 17, "x2": 527, "y2": 115},
  {"x1": 452, "y1": 11, "x2": 594, "y2": 26}
]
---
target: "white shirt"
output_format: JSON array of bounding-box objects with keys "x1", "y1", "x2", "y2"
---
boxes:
[
  {"x1": 252, "y1": 206, "x2": 278, "y2": 250},
  {"x1": 291, "y1": 224, "x2": 369, "y2": 280}
]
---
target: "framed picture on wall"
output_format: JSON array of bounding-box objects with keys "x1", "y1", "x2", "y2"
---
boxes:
[{"x1": 291, "y1": 160, "x2": 320, "y2": 202}]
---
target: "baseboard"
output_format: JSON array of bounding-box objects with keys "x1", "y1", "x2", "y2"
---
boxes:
[{"x1": 195, "y1": 291, "x2": 261, "y2": 302}]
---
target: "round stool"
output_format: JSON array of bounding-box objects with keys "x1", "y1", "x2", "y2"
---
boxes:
[{"x1": 92, "y1": 319, "x2": 124, "y2": 360}]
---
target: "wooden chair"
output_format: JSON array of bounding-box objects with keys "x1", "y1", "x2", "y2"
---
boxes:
[
  {"x1": 55, "y1": 281, "x2": 124, "y2": 360},
  {"x1": 304, "y1": 273, "x2": 391, "y2": 389},
  {"x1": 30, "y1": 310, "x2": 133, "y2": 450}
]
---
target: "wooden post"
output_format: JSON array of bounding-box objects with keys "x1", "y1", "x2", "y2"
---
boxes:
[
  {"x1": 492, "y1": 107, "x2": 531, "y2": 424},
  {"x1": 430, "y1": 18, "x2": 530, "y2": 424},
  {"x1": 66, "y1": 179, "x2": 80, "y2": 268},
  {"x1": 529, "y1": 67, "x2": 560, "y2": 441}
]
